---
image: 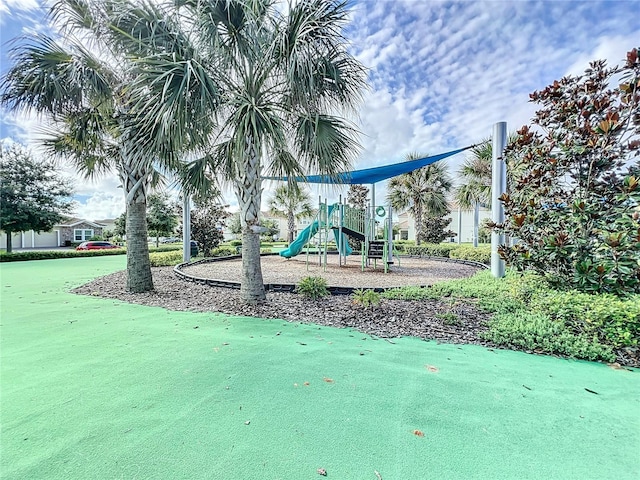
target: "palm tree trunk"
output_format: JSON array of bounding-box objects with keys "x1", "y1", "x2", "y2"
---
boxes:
[
  {"x1": 121, "y1": 162, "x2": 153, "y2": 293},
  {"x1": 235, "y1": 138, "x2": 266, "y2": 304},
  {"x1": 288, "y1": 212, "x2": 295, "y2": 244},
  {"x1": 415, "y1": 201, "x2": 423, "y2": 245}
]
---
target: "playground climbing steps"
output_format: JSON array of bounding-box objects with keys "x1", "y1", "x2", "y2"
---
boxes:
[{"x1": 367, "y1": 240, "x2": 386, "y2": 259}]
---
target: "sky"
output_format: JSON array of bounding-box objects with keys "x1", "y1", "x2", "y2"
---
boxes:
[{"x1": 1, "y1": 0, "x2": 638, "y2": 221}]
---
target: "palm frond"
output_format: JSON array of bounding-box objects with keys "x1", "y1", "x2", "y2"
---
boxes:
[
  {"x1": 1, "y1": 35, "x2": 114, "y2": 117},
  {"x1": 294, "y1": 113, "x2": 359, "y2": 177}
]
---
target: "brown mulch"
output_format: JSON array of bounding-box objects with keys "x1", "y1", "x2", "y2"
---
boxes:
[
  {"x1": 72, "y1": 261, "x2": 496, "y2": 348},
  {"x1": 72, "y1": 257, "x2": 638, "y2": 367}
]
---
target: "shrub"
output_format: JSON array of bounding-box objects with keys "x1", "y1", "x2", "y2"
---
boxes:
[
  {"x1": 381, "y1": 285, "x2": 438, "y2": 301},
  {"x1": 530, "y1": 290, "x2": 640, "y2": 348},
  {"x1": 405, "y1": 243, "x2": 457, "y2": 257},
  {"x1": 230, "y1": 240, "x2": 242, "y2": 247},
  {"x1": 296, "y1": 276, "x2": 329, "y2": 299},
  {"x1": 149, "y1": 251, "x2": 183, "y2": 267},
  {"x1": 210, "y1": 247, "x2": 236, "y2": 257},
  {"x1": 436, "y1": 312, "x2": 460, "y2": 325},
  {"x1": 352, "y1": 289, "x2": 381, "y2": 308},
  {"x1": 481, "y1": 312, "x2": 615, "y2": 362},
  {"x1": 0, "y1": 249, "x2": 126, "y2": 262},
  {"x1": 148, "y1": 244, "x2": 182, "y2": 253},
  {"x1": 448, "y1": 245, "x2": 491, "y2": 264},
  {"x1": 260, "y1": 248, "x2": 272, "y2": 254}
]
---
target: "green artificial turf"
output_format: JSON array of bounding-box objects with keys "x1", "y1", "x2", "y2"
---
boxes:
[{"x1": 1, "y1": 257, "x2": 639, "y2": 479}]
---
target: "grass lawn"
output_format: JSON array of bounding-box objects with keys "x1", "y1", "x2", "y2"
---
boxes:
[{"x1": 1, "y1": 257, "x2": 639, "y2": 479}]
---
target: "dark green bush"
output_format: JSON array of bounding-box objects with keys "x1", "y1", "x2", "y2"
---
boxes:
[
  {"x1": 405, "y1": 243, "x2": 457, "y2": 257},
  {"x1": 296, "y1": 276, "x2": 329, "y2": 299},
  {"x1": 230, "y1": 240, "x2": 242, "y2": 247},
  {"x1": 400, "y1": 243, "x2": 490, "y2": 264}
]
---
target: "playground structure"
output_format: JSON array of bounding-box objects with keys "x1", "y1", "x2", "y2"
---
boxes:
[
  {"x1": 182, "y1": 122, "x2": 508, "y2": 278},
  {"x1": 280, "y1": 198, "x2": 396, "y2": 273}
]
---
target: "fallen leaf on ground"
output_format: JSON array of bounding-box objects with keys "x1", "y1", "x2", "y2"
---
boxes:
[
  {"x1": 323, "y1": 377, "x2": 334, "y2": 383},
  {"x1": 317, "y1": 467, "x2": 327, "y2": 476},
  {"x1": 413, "y1": 429, "x2": 424, "y2": 437},
  {"x1": 303, "y1": 382, "x2": 310, "y2": 386},
  {"x1": 425, "y1": 365, "x2": 439, "y2": 373}
]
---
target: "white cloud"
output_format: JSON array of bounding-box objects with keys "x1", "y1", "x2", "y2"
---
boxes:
[
  {"x1": 2, "y1": 0, "x2": 639, "y2": 214},
  {"x1": 71, "y1": 190, "x2": 125, "y2": 222},
  {"x1": 0, "y1": 0, "x2": 39, "y2": 16}
]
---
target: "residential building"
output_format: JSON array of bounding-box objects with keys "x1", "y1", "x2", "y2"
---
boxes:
[
  {"x1": 395, "y1": 203, "x2": 491, "y2": 244},
  {"x1": 0, "y1": 218, "x2": 107, "y2": 249}
]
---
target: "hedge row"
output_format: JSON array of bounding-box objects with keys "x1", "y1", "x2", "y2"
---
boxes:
[
  {"x1": 0, "y1": 249, "x2": 127, "y2": 262},
  {"x1": 397, "y1": 243, "x2": 491, "y2": 264},
  {"x1": 149, "y1": 246, "x2": 238, "y2": 266}
]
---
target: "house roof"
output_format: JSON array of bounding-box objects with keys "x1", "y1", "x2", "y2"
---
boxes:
[{"x1": 57, "y1": 217, "x2": 106, "y2": 228}]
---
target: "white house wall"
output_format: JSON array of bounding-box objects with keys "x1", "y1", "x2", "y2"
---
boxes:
[
  {"x1": 448, "y1": 208, "x2": 492, "y2": 243},
  {"x1": 395, "y1": 207, "x2": 491, "y2": 244},
  {"x1": 0, "y1": 229, "x2": 61, "y2": 249}
]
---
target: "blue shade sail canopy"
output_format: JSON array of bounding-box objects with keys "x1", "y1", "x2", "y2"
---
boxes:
[{"x1": 264, "y1": 146, "x2": 473, "y2": 185}]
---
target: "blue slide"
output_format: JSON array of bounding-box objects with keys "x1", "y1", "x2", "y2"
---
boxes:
[{"x1": 280, "y1": 204, "x2": 353, "y2": 258}]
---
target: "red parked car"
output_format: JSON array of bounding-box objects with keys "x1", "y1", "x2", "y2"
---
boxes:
[{"x1": 76, "y1": 241, "x2": 121, "y2": 251}]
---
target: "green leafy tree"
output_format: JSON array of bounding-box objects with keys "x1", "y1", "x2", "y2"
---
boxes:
[
  {"x1": 114, "y1": 0, "x2": 366, "y2": 303},
  {"x1": 387, "y1": 154, "x2": 453, "y2": 245},
  {"x1": 268, "y1": 185, "x2": 314, "y2": 243},
  {"x1": 147, "y1": 192, "x2": 178, "y2": 247},
  {"x1": 346, "y1": 184, "x2": 369, "y2": 250},
  {"x1": 260, "y1": 218, "x2": 280, "y2": 241},
  {"x1": 113, "y1": 212, "x2": 127, "y2": 238},
  {"x1": 496, "y1": 48, "x2": 640, "y2": 295},
  {"x1": 190, "y1": 200, "x2": 229, "y2": 257},
  {"x1": 0, "y1": 143, "x2": 74, "y2": 252},
  {"x1": 347, "y1": 184, "x2": 370, "y2": 209},
  {"x1": 0, "y1": 0, "x2": 208, "y2": 292},
  {"x1": 229, "y1": 212, "x2": 242, "y2": 237},
  {"x1": 421, "y1": 216, "x2": 456, "y2": 244}
]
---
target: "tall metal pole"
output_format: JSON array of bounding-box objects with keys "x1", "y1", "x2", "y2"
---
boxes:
[
  {"x1": 491, "y1": 122, "x2": 507, "y2": 278},
  {"x1": 182, "y1": 193, "x2": 191, "y2": 263},
  {"x1": 473, "y1": 202, "x2": 479, "y2": 248}
]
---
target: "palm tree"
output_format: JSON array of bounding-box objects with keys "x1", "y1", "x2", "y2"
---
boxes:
[
  {"x1": 0, "y1": 0, "x2": 194, "y2": 293},
  {"x1": 387, "y1": 153, "x2": 453, "y2": 245},
  {"x1": 455, "y1": 140, "x2": 492, "y2": 247},
  {"x1": 115, "y1": 0, "x2": 367, "y2": 303},
  {"x1": 455, "y1": 135, "x2": 518, "y2": 246},
  {"x1": 268, "y1": 185, "x2": 314, "y2": 244}
]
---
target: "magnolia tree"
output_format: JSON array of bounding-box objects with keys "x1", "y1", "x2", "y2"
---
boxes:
[{"x1": 496, "y1": 48, "x2": 640, "y2": 295}]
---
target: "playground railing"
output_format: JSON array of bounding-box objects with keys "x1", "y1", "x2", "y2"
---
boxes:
[{"x1": 341, "y1": 205, "x2": 365, "y2": 235}]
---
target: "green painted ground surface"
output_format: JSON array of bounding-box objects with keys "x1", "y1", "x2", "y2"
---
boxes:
[{"x1": 1, "y1": 257, "x2": 639, "y2": 479}]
